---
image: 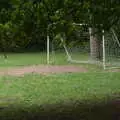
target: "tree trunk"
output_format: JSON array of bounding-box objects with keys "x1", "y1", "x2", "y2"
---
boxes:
[{"x1": 89, "y1": 27, "x2": 102, "y2": 61}]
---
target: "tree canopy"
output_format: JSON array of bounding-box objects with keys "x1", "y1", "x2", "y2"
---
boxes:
[{"x1": 0, "y1": 0, "x2": 120, "y2": 53}]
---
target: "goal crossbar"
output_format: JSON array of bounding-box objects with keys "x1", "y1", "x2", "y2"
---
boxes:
[{"x1": 46, "y1": 23, "x2": 120, "y2": 70}]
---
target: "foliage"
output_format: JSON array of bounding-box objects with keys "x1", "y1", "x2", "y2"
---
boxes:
[{"x1": 0, "y1": 0, "x2": 120, "y2": 52}]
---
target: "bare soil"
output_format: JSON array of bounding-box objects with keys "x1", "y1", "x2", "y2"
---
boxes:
[{"x1": 0, "y1": 65, "x2": 87, "y2": 76}]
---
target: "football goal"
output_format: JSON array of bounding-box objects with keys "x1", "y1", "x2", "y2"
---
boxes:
[
  {"x1": 47, "y1": 24, "x2": 120, "y2": 69},
  {"x1": 103, "y1": 28, "x2": 120, "y2": 69}
]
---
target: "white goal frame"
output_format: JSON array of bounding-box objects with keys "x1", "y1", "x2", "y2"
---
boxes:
[
  {"x1": 103, "y1": 28, "x2": 120, "y2": 69},
  {"x1": 46, "y1": 23, "x2": 120, "y2": 70}
]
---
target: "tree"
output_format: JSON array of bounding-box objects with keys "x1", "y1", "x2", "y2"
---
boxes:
[
  {"x1": 0, "y1": 22, "x2": 13, "y2": 58},
  {"x1": 0, "y1": 0, "x2": 120, "y2": 57},
  {"x1": 67, "y1": 0, "x2": 120, "y2": 60}
]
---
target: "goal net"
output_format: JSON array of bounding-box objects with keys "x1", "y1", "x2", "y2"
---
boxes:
[
  {"x1": 47, "y1": 25, "x2": 120, "y2": 69},
  {"x1": 103, "y1": 28, "x2": 120, "y2": 69},
  {"x1": 47, "y1": 25, "x2": 92, "y2": 65},
  {"x1": 47, "y1": 34, "x2": 68, "y2": 65}
]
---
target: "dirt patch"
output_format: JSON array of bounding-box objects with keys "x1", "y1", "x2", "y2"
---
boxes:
[
  {"x1": 107, "y1": 69, "x2": 120, "y2": 72},
  {"x1": 0, "y1": 65, "x2": 87, "y2": 76}
]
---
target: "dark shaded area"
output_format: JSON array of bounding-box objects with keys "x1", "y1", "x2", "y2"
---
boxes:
[{"x1": 0, "y1": 100, "x2": 120, "y2": 120}]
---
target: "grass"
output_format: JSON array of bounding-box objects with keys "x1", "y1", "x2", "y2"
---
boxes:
[
  {"x1": 0, "y1": 52, "x2": 103, "y2": 72},
  {"x1": 0, "y1": 52, "x2": 70, "y2": 67},
  {"x1": 0, "y1": 52, "x2": 119, "y2": 119},
  {"x1": 0, "y1": 73, "x2": 120, "y2": 120},
  {"x1": 0, "y1": 73, "x2": 120, "y2": 106},
  {"x1": 0, "y1": 53, "x2": 47, "y2": 67}
]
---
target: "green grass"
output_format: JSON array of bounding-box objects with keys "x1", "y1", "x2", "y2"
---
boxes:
[
  {"x1": 70, "y1": 52, "x2": 90, "y2": 61},
  {"x1": 0, "y1": 52, "x2": 91, "y2": 67},
  {"x1": 0, "y1": 53, "x2": 119, "y2": 119},
  {"x1": 0, "y1": 73, "x2": 120, "y2": 120},
  {"x1": 0, "y1": 52, "x2": 70, "y2": 67},
  {"x1": 0, "y1": 72, "x2": 120, "y2": 106},
  {"x1": 0, "y1": 52, "x2": 103, "y2": 72},
  {"x1": 0, "y1": 53, "x2": 47, "y2": 67}
]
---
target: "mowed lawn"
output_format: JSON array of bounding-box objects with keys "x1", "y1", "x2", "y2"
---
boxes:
[
  {"x1": 0, "y1": 73, "x2": 120, "y2": 106},
  {"x1": 0, "y1": 73, "x2": 120, "y2": 120},
  {"x1": 0, "y1": 53, "x2": 120, "y2": 120},
  {"x1": 0, "y1": 53, "x2": 102, "y2": 72},
  {"x1": 0, "y1": 53, "x2": 48, "y2": 67},
  {"x1": 0, "y1": 52, "x2": 71, "y2": 67}
]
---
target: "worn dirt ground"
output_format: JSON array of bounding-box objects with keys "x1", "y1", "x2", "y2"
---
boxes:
[{"x1": 0, "y1": 65, "x2": 87, "y2": 76}]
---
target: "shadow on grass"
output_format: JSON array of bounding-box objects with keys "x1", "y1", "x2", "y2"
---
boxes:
[{"x1": 0, "y1": 99, "x2": 120, "y2": 120}]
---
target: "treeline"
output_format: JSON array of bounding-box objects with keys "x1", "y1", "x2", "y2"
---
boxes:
[
  {"x1": 0, "y1": 0, "x2": 78, "y2": 53},
  {"x1": 0, "y1": 0, "x2": 120, "y2": 53}
]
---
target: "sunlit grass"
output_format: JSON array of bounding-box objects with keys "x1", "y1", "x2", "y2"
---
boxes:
[
  {"x1": 0, "y1": 53, "x2": 47, "y2": 67},
  {"x1": 0, "y1": 52, "x2": 90, "y2": 67},
  {"x1": 0, "y1": 53, "x2": 119, "y2": 119},
  {"x1": 0, "y1": 52, "x2": 103, "y2": 72}
]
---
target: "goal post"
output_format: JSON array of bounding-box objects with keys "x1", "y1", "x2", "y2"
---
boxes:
[
  {"x1": 47, "y1": 35, "x2": 50, "y2": 64},
  {"x1": 102, "y1": 29, "x2": 106, "y2": 69},
  {"x1": 46, "y1": 24, "x2": 120, "y2": 69},
  {"x1": 103, "y1": 28, "x2": 120, "y2": 69}
]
